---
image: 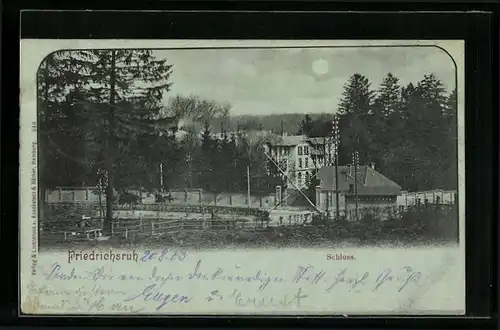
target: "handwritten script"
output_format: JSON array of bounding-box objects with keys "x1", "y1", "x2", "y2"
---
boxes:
[{"x1": 21, "y1": 247, "x2": 462, "y2": 315}]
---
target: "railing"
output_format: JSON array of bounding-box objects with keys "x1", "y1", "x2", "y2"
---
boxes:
[
  {"x1": 113, "y1": 203, "x2": 270, "y2": 219},
  {"x1": 111, "y1": 218, "x2": 144, "y2": 239},
  {"x1": 110, "y1": 216, "x2": 267, "y2": 239},
  {"x1": 63, "y1": 228, "x2": 103, "y2": 241}
]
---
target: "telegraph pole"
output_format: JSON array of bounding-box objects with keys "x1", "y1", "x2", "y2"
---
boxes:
[
  {"x1": 332, "y1": 116, "x2": 340, "y2": 221},
  {"x1": 352, "y1": 150, "x2": 359, "y2": 220},
  {"x1": 159, "y1": 163, "x2": 164, "y2": 193},
  {"x1": 247, "y1": 165, "x2": 251, "y2": 208}
]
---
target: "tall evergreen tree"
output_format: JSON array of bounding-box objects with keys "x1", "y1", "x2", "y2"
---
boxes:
[
  {"x1": 215, "y1": 130, "x2": 231, "y2": 192},
  {"x1": 227, "y1": 133, "x2": 241, "y2": 193},
  {"x1": 442, "y1": 88, "x2": 458, "y2": 189},
  {"x1": 181, "y1": 128, "x2": 200, "y2": 188},
  {"x1": 200, "y1": 121, "x2": 214, "y2": 192},
  {"x1": 374, "y1": 73, "x2": 402, "y2": 117},
  {"x1": 337, "y1": 73, "x2": 375, "y2": 164},
  {"x1": 298, "y1": 114, "x2": 314, "y2": 136},
  {"x1": 371, "y1": 73, "x2": 403, "y2": 176},
  {"x1": 395, "y1": 75, "x2": 451, "y2": 190},
  {"x1": 38, "y1": 50, "x2": 174, "y2": 233}
]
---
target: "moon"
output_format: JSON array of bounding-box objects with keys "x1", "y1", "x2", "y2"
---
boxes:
[{"x1": 312, "y1": 59, "x2": 329, "y2": 76}]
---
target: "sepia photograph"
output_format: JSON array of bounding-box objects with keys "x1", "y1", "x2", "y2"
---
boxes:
[{"x1": 20, "y1": 40, "x2": 465, "y2": 315}]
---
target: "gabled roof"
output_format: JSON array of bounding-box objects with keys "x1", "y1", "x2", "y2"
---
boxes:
[
  {"x1": 318, "y1": 165, "x2": 402, "y2": 196},
  {"x1": 265, "y1": 135, "x2": 328, "y2": 147}
]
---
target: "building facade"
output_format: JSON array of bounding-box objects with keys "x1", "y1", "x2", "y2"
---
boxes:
[
  {"x1": 316, "y1": 164, "x2": 402, "y2": 220},
  {"x1": 263, "y1": 134, "x2": 334, "y2": 189}
]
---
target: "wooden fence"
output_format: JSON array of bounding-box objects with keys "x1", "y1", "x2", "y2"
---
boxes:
[{"x1": 110, "y1": 215, "x2": 268, "y2": 239}]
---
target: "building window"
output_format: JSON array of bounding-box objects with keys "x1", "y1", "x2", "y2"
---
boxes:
[
  {"x1": 305, "y1": 158, "x2": 309, "y2": 168},
  {"x1": 298, "y1": 146, "x2": 303, "y2": 155},
  {"x1": 304, "y1": 146, "x2": 309, "y2": 155},
  {"x1": 349, "y1": 184, "x2": 354, "y2": 193},
  {"x1": 298, "y1": 158, "x2": 302, "y2": 168},
  {"x1": 298, "y1": 172, "x2": 302, "y2": 185},
  {"x1": 305, "y1": 171, "x2": 310, "y2": 183}
]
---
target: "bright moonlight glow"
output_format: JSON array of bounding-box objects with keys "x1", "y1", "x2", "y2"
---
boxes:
[{"x1": 312, "y1": 59, "x2": 329, "y2": 76}]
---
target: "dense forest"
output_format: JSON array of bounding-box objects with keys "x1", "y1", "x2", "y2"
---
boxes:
[
  {"x1": 38, "y1": 50, "x2": 457, "y2": 229},
  {"x1": 209, "y1": 113, "x2": 330, "y2": 135},
  {"x1": 199, "y1": 73, "x2": 457, "y2": 193}
]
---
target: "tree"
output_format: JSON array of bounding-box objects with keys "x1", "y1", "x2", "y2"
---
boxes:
[
  {"x1": 166, "y1": 94, "x2": 231, "y2": 134},
  {"x1": 38, "y1": 49, "x2": 175, "y2": 233},
  {"x1": 213, "y1": 130, "x2": 230, "y2": 193},
  {"x1": 309, "y1": 116, "x2": 334, "y2": 138},
  {"x1": 238, "y1": 118, "x2": 261, "y2": 131},
  {"x1": 337, "y1": 73, "x2": 375, "y2": 165},
  {"x1": 388, "y1": 75, "x2": 452, "y2": 191},
  {"x1": 414, "y1": 74, "x2": 450, "y2": 189},
  {"x1": 38, "y1": 53, "x2": 96, "y2": 190},
  {"x1": 373, "y1": 73, "x2": 402, "y2": 118},
  {"x1": 199, "y1": 121, "x2": 215, "y2": 192},
  {"x1": 303, "y1": 168, "x2": 320, "y2": 205},
  {"x1": 227, "y1": 133, "x2": 241, "y2": 192},
  {"x1": 178, "y1": 127, "x2": 200, "y2": 188},
  {"x1": 235, "y1": 131, "x2": 251, "y2": 193},
  {"x1": 440, "y1": 88, "x2": 458, "y2": 189},
  {"x1": 323, "y1": 72, "x2": 457, "y2": 192},
  {"x1": 298, "y1": 114, "x2": 314, "y2": 136},
  {"x1": 371, "y1": 73, "x2": 403, "y2": 177}
]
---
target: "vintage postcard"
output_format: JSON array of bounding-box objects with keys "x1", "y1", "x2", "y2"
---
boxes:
[{"x1": 20, "y1": 39, "x2": 465, "y2": 315}]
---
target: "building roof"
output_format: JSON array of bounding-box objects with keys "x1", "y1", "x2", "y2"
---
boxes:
[
  {"x1": 318, "y1": 165, "x2": 402, "y2": 196},
  {"x1": 265, "y1": 135, "x2": 328, "y2": 147}
]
